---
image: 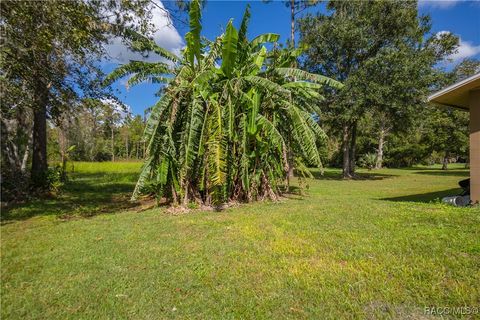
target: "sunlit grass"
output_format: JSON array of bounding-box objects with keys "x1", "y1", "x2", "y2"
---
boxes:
[{"x1": 1, "y1": 162, "x2": 479, "y2": 319}]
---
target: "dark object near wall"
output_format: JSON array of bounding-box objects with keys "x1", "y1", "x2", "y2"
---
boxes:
[{"x1": 459, "y1": 178, "x2": 470, "y2": 196}]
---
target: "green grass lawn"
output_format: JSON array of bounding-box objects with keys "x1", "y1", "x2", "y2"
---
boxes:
[{"x1": 1, "y1": 162, "x2": 479, "y2": 319}]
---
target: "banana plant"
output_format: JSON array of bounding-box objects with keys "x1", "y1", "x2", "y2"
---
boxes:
[{"x1": 107, "y1": 0, "x2": 343, "y2": 206}]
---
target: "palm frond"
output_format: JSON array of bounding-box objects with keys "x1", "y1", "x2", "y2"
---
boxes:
[
  {"x1": 251, "y1": 33, "x2": 280, "y2": 48},
  {"x1": 287, "y1": 103, "x2": 322, "y2": 166},
  {"x1": 131, "y1": 156, "x2": 153, "y2": 200},
  {"x1": 184, "y1": 0, "x2": 202, "y2": 69},
  {"x1": 127, "y1": 74, "x2": 170, "y2": 88},
  {"x1": 283, "y1": 81, "x2": 322, "y2": 90},
  {"x1": 257, "y1": 114, "x2": 285, "y2": 154},
  {"x1": 207, "y1": 99, "x2": 227, "y2": 188},
  {"x1": 238, "y1": 4, "x2": 251, "y2": 44},
  {"x1": 183, "y1": 96, "x2": 204, "y2": 171},
  {"x1": 122, "y1": 28, "x2": 179, "y2": 62},
  {"x1": 104, "y1": 61, "x2": 170, "y2": 86},
  {"x1": 243, "y1": 75, "x2": 291, "y2": 98},
  {"x1": 275, "y1": 68, "x2": 344, "y2": 89},
  {"x1": 144, "y1": 92, "x2": 173, "y2": 147},
  {"x1": 221, "y1": 20, "x2": 239, "y2": 78}
]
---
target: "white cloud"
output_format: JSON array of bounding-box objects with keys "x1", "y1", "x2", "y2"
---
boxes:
[
  {"x1": 101, "y1": 97, "x2": 129, "y2": 112},
  {"x1": 100, "y1": 98, "x2": 132, "y2": 123},
  {"x1": 453, "y1": 40, "x2": 480, "y2": 61},
  {"x1": 418, "y1": 0, "x2": 460, "y2": 9},
  {"x1": 436, "y1": 30, "x2": 451, "y2": 37},
  {"x1": 104, "y1": 1, "x2": 183, "y2": 64},
  {"x1": 436, "y1": 31, "x2": 480, "y2": 62}
]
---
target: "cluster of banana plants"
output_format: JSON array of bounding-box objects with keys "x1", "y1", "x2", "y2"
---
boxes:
[{"x1": 107, "y1": 0, "x2": 343, "y2": 206}]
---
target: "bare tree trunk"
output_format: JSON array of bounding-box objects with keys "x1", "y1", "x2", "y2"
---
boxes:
[
  {"x1": 31, "y1": 77, "x2": 49, "y2": 189},
  {"x1": 111, "y1": 126, "x2": 115, "y2": 162},
  {"x1": 20, "y1": 145, "x2": 30, "y2": 173},
  {"x1": 341, "y1": 124, "x2": 351, "y2": 179},
  {"x1": 60, "y1": 124, "x2": 69, "y2": 181},
  {"x1": 125, "y1": 133, "x2": 129, "y2": 160},
  {"x1": 3, "y1": 141, "x2": 20, "y2": 172},
  {"x1": 21, "y1": 132, "x2": 33, "y2": 173},
  {"x1": 57, "y1": 119, "x2": 68, "y2": 179},
  {"x1": 442, "y1": 151, "x2": 449, "y2": 170},
  {"x1": 375, "y1": 125, "x2": 385, "y2": 169},
  {"x1": 348, "y1": 122, "x2": 357, "y2": 176},
  {"x1": 1, "y1": 118, "x2": 21, "y2": 172},
  {"x1": 91, "y1": 112, "x2": 98, "y2": 161},
  {"x1": 290, "y1": 0, "x2": 295, "y2": 47}
]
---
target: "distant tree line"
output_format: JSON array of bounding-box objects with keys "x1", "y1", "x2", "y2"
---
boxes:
[
  {"x1": 47, "y1": 99, "x2": 147, "y2": 163},
  {"x1": 323, "y1": 59, "x2": 476, "y2": 170},
  {"x1": 297, "y1": 0, "x2": 477, "y2": 176}
]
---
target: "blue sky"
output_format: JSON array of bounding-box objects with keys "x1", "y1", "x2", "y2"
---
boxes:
[{"x1": 104, "y1": 0, "x2": 480, "y2": 116}]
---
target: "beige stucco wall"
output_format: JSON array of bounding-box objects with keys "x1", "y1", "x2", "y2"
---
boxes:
[{"x1": 470, "y1": 89, "x2": 480, "y2": 203}]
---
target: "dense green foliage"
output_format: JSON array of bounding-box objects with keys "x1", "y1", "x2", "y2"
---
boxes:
[
  {"x1": 2, "y1": 162, "x2": 479, "y2": 318},
  {"x1": 298, "y1": 0, "x2": 460, "y2": 177},
  {"x1": 352, "y1": 58, "x2": 478, "y2": 169},
  {"x1": 0, "y1": 0, "x2": 154, "y2": 195},
  {"x1": 107, "y1": 2, "x2": 342, "y2": 206}
]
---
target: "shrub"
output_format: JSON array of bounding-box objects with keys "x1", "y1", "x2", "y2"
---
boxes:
[{"x1": 358, "y1": 153, "x2": 377, "y2": 170}]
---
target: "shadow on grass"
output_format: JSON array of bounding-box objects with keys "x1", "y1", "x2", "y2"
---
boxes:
[
  {"x1": 310, "y1": 170, "x2": 397, "y2": 181},
  {"x1": 413, "y1": 170, "x2": 469, "y2": 177},
  {"x1": 281, "y1": 185, "x2": 306, "y2": 200},
  {"x1": 381, "y1": 188, "x2": 462, "y2": 203},
  {"x1": 1, "y1": 172, "x2": 139, "y2": 223}
]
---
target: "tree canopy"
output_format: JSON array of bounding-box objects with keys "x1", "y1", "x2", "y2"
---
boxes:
[{"x1": 298, "y1": 0, "x2": 459, "y2": 177}]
